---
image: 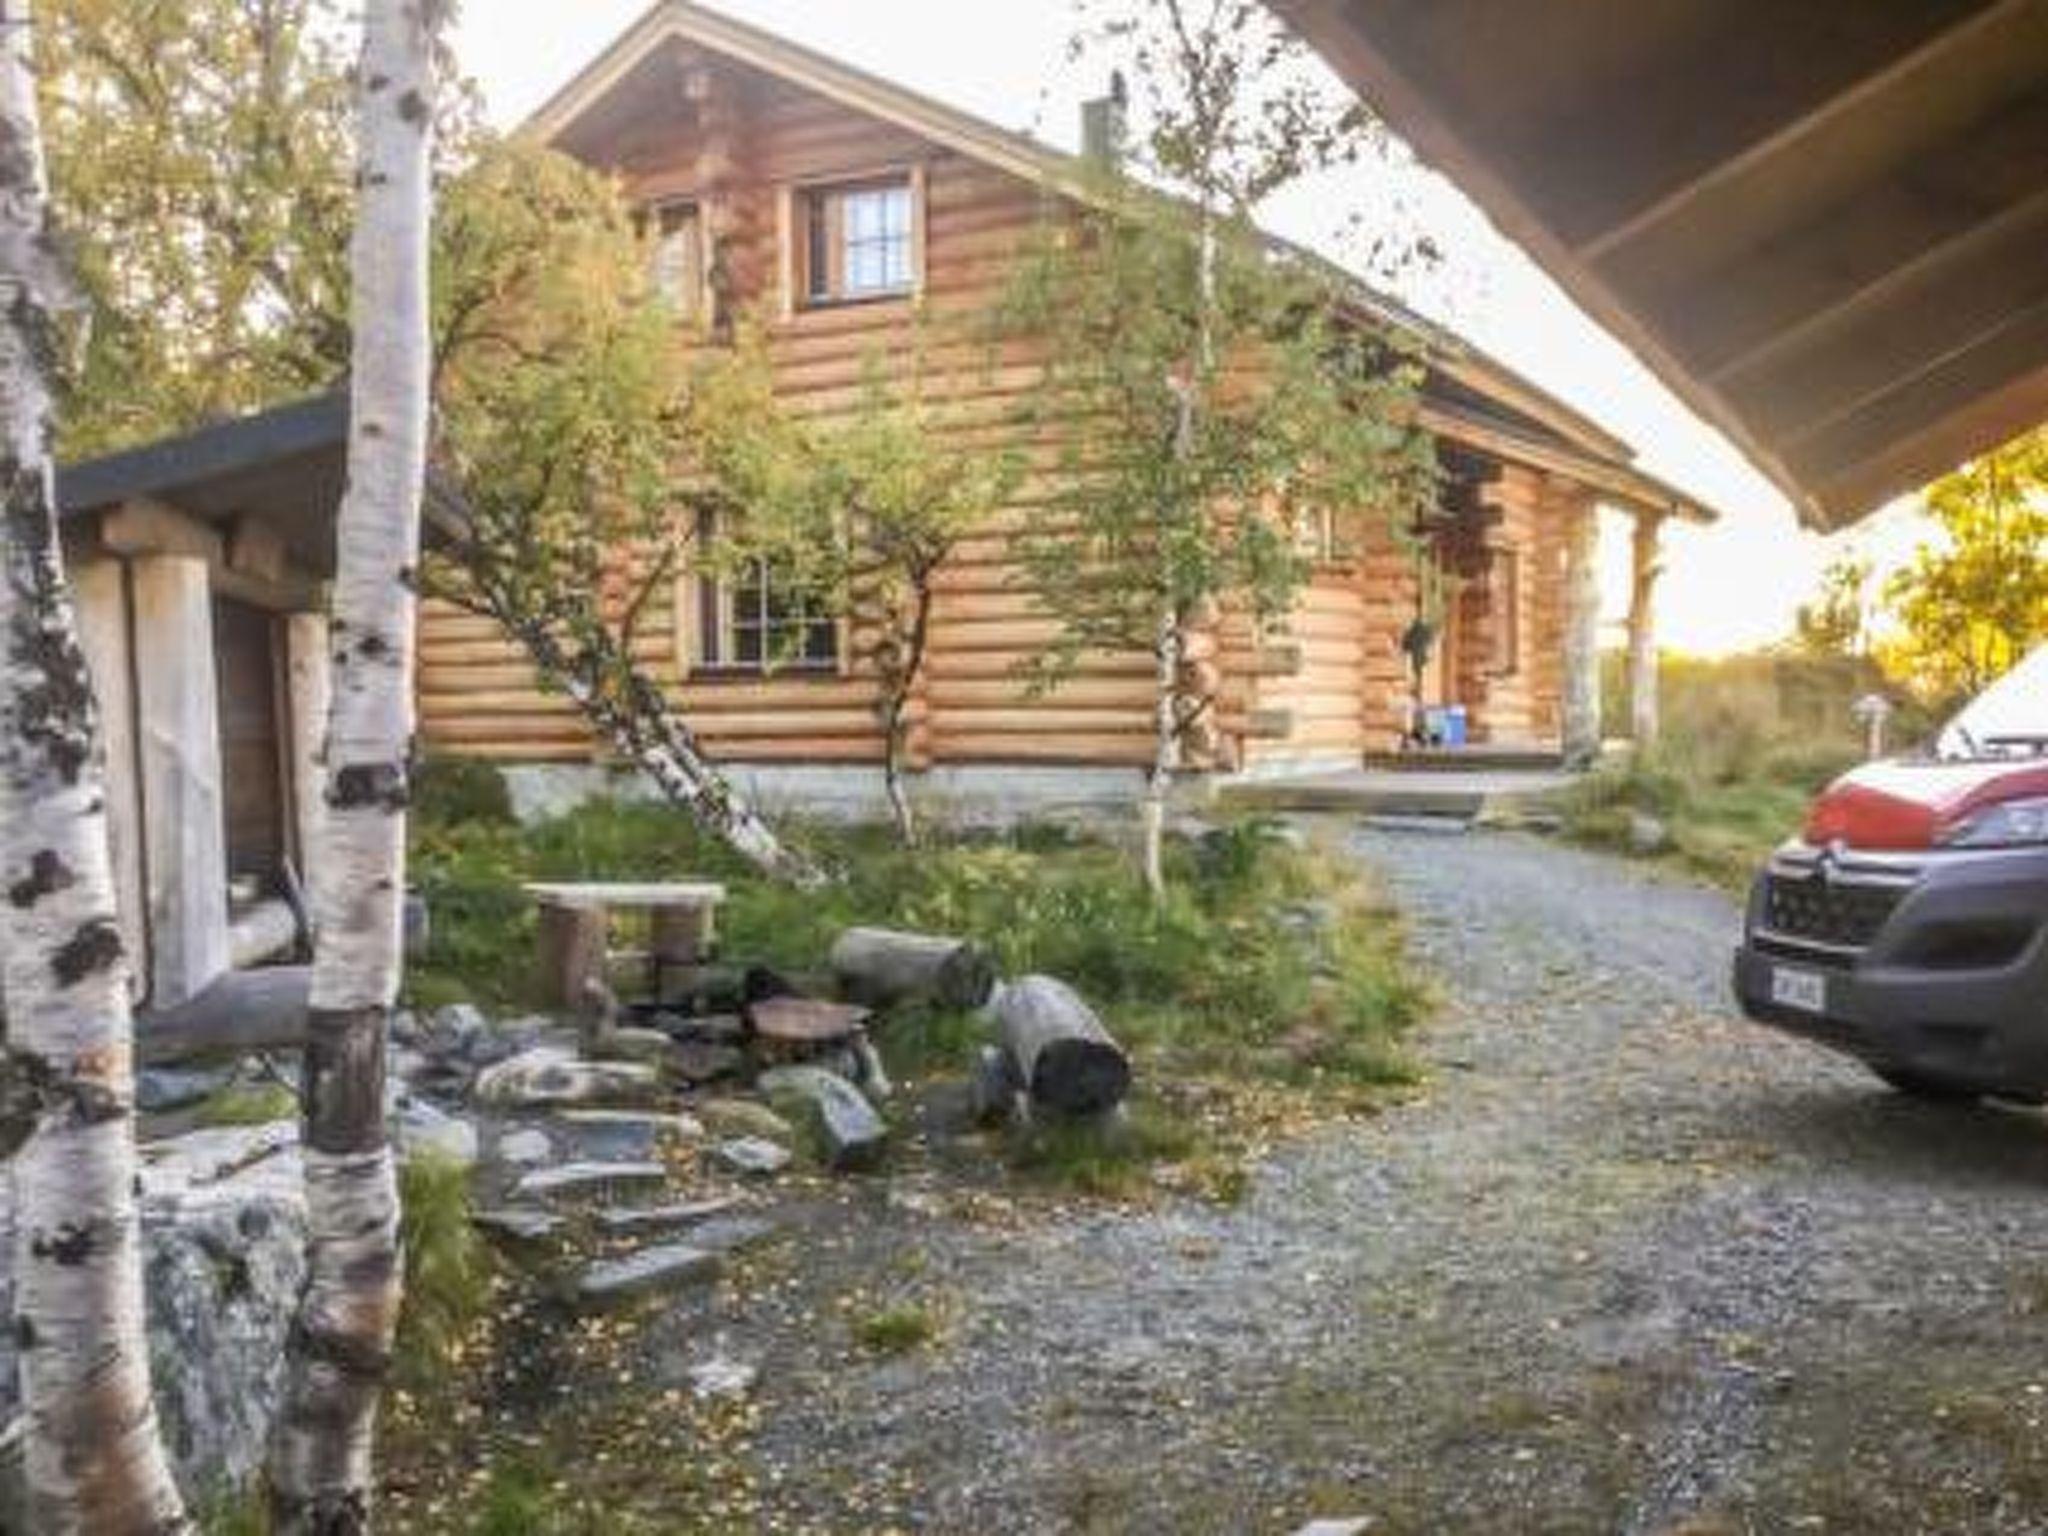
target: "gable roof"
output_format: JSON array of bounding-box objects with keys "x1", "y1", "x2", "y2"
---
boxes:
[{"x1": 526, "y1": 0, "x2": 1719, "y2": 524}]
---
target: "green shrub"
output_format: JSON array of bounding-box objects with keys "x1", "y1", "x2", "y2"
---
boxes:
[{"x1": 411, "y1": 755, "x2": 516, "y2": 829}]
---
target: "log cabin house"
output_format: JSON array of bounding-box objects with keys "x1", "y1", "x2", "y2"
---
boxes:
[
  {"x1": 54, "y1": 0, "x2": 1729, "y2": 944},
  {"x1": 417, "y1": 0, "x2": 1717, "y2": 821}
]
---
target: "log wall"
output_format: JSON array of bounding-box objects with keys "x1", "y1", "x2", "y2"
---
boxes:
[{"x1": 419, "y1": 46, "x2": 1600, "y2": 774}]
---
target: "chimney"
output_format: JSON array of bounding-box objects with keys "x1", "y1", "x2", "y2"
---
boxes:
[{"x1": 1080, "y1": 70, "x2": 1129, "y2": 164}]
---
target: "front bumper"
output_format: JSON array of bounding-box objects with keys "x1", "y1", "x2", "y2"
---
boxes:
[{"x1": 1732, "y1": 840, "x2": 2048, "y2": 1092}]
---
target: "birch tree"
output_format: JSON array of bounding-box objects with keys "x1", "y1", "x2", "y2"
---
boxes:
[
  {"x1": 1008, "y1": 0, "x2": 1432, "y2": 894},
  {"x1": 0, "y1": 1, "x2": 189, "y2": 1529},
  {"x1": 428, "y1": 144, "x2": 821, "y2": 886},
  {"x1": 267, "y1": 0, "x2": 442, "y2": 1526}
]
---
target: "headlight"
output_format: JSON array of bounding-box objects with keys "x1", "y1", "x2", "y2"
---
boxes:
[{"x1": 1940, "y1": 796, "x2": 2048, "y2": 848}]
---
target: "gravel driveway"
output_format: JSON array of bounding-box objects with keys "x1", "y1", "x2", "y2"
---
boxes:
[{"x1": 539, "y1": 826, "x2": 2048, "y2": 1533}]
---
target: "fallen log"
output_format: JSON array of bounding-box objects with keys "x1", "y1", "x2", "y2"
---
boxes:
[
  {"x1": 830, "y1": 927, "x2": 997, "y2": 1011},
  {"x1": 135, "y1": 966, "x2": 311, "y2": 1064},
  {"x1": 986, "y1": 975, "x2": 1129, "y2": 1118}
]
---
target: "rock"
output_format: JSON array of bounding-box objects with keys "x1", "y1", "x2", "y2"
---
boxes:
[
  {"x1": 1292, "y1": 1521, "x2": 1373, "y2": 1536},
  {"x1": 495, "y1": 1128, "x2": 554, "y2": 1166},
  {"x1": 673, "y1": 1039, "x2": 749, "y2": 1085},
  {"x1": 554, "y1": 1108, "x2": 703, "y2": 1162},
  {"x1": 136, "y1": 1063, "x2": 235, "y2": 1112},
  {"x1": 388, "y1": 1044, "x2": 432, "y2": 1085},
  {"x1": 595, "y1": 1198, "x2": 739, "y2": 1235},
  {"x1": 713, "y1": 1137, "x2": 792, "y2": 1176},
  {"x1": 587, "y1": 1025, "x2": 677, "y2": 1066},
  {"x1": 687, "y1": 1354, "x2": 759, "y2": 1399},
  {"x1": 759, "y1": 1065, "x2": 888, "y2": 1170},
  {"x1": 390, "y1": 1008, "x2": 424, "y2": 1047},
  {"x1": 395, "y1": 1098, "x2": 479, "y2": 1166},
  {"x1": 474, "y1": 1046, "x2": 657, "y2": 1109},
  {"x1": 424, "y1": 1001, "x2": 488, "y2": 1057},
  {"x1": 513, "y1": 1160, "x2": 668, "y2": 1201},
  {"x1": 1628, "y1": 811, "x2": 1671, "y2": 855},
  {"x1": 969, "y1": 1045, "x2": 1019, "y2": 1125},
  {"x1": 687, "y1": 1214, "x2": 781, "y2": 1256},
  {"x1": 697, "y1": 1098, "x2": 796, "y2": 1145},
  {"x1": 0, "y1": 1124, "x2": 307, "y2": 1506},
  {"x1": 577, "y1": 1243, "x2": 720, "y2": 1304},
  {"x1": 472, "y1": 1207, "x2": 564, "y2": 1242}
]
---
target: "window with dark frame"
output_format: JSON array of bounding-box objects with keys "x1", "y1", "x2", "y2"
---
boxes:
[
  {"x1": 693, "y1": 509, "x2": 839, "y2": 672},
  {"x1": 801, "y1": 176, "x2": 915, "y2": 305},
  {"x1": 1487, "y1": 546, "x2": 1521, "y2": 674}
]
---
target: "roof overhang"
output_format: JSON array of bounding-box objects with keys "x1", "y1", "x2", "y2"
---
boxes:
[
  {"x1": 58, "y1": 393, "x2": 468, "y2": 577},
  {"x1": 1278, "y1": 0, "x2": 2048, "y2": 530}
]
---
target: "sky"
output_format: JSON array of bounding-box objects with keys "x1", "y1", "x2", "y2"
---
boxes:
[{"x1": 451, "y1": 0, "x2": 1932, "y2": 656}]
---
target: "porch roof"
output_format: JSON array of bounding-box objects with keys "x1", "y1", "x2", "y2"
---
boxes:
[{"x1": 1278, "y1": 0, "x2": 2048, "y2": 529}]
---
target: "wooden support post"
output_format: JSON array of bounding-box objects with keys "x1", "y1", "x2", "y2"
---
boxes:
[
  {"x1": 284, "y1": 611, "x2": 331, "y2": 874},
  {"x1": 536, "y1": 900, "x2": 609, "y2": 1011},
  {"x1": 1559, "y1": 493, "x2": 1602, "y2": 767},
  {"x1": 1627, "y1": 512, "x2": 1666, "y2": 750},
  {"x1": 73, "y1": 557, "x2": 147, "y2": 999},
  {"x1": 131, "y1": 553, "x2": 229, "y2": 1006}
]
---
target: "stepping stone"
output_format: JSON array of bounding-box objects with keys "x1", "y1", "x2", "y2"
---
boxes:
[
  {"x1": 496, "y1": 1128, "x2": 553, "y2": 1166},
  {"x1": 513, "y1": 1160, "x2": 667, "y2": 1201},
  {"x1": 553, "y1": 1108, "x2": 704, "y2": 1162},
  {"x1": 687, "y1": 1214, "x2": 780, "y2": 1256},
  {"x1": 758, "y1": 1065, "x2": 887, "y2": 1170},
  {"x1": 713, "y1": 1137, "x2": 791, "y2": 1176},
  {"x1": 474, "y1": 1047, "x2": 657, "y2": 1108},
  {"x1": 473, "y1": 1207, "x2": 564, "y2": 1242},
  {"x1": 577, "y1": 1243, "x2": 720, "y2": 1305},
  {"x1": 595, "y1": 1198, "x2": 739, "y2": 1235}
]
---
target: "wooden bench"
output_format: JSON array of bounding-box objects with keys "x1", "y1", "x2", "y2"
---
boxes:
[{"x1": 524, "y1": 881, "x2": 727, "y2": 1010}]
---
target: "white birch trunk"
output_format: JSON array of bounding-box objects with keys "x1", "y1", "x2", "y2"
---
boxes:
[
  {"x1": 0, "y1": 4, "x2": 190, "y2": 1529},
  {"x1": 269, "y1": 1, "x2": 439, "y2": 1527}
]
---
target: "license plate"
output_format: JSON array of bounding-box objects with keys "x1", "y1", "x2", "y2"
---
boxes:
[{"x1": 1770, "y1": 965, "x2": 1827, "y2": 1014}]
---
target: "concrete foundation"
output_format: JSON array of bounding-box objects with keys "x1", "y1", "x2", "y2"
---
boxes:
[{"x1": 499, "y1": 761, "x2": 1168, "y2": 832}]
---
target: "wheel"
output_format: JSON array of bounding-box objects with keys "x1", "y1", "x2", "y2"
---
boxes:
[{"x1": 1870, "y1": 1064, "x2": 1981, "y2": 1103}]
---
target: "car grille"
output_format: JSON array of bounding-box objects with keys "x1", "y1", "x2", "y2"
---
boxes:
[{"x1": 1764, "y1": 870, "x2": 1906, "y2": 952}]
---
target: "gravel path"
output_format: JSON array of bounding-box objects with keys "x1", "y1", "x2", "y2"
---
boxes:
[{"x1": 588, "y1": 827, "x2": 2048, "y2": 1533}]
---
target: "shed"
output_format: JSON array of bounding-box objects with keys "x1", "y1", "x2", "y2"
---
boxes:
[{"x1": 56, "y1": 399, "x2": 350, "y2": 1008}]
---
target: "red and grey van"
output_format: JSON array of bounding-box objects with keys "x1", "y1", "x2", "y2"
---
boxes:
[{"x1": 1733, "y1": 645, "x2": 2048, "y2": 1099}]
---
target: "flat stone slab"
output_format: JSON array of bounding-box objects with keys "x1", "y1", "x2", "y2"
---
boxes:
[
  {"x1": 595, "y1": 1198, "x2": 740, "y2": 1235},
  {"x1": 495, "y1": 1128, "x2": 554, "y2": 1166},
  {"x1": 553, "y1": 1108, "x2": 704, "y2": 1162},
  {"x1": 555, "y1": 1108, "x2": 704, "y2": 1139},
  {"x1": 687, "y1": 1214, "x2": 781, "y2": 1256},
  {"x1": 513, "y1": 1160, "x2": 668, "y2": 1201},
  {"x1": 474, "y1": 1046, "x2": 657, "y2": 1108},
  {"x1": 577, "y1": 1242, "x2": 720, "y2": 1304},
  {"x1": 472, "y1": 1207, "x2": 565, "y2": 1242},
  {"x1": 687, "y1": 1355, "x2": 758, "y2": 1399},
  {"x1": 713, "y1": 1137, "x2": 792, "y2": 1176}
]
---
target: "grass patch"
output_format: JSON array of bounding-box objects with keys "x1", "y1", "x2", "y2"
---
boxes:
[
  {"x1": 1001, "y1": 1099, "x2": 1198, "y2": 1199},
  {"x1": 853, "y1": 1300, "x2": 945, "y2": 1356},
  {"x1": 407, "y1": 801, "x2": 1424, "y2": 1100},
  {"x1": 393, "y1": 1151, "x2": 494, "y2": 1386},
  {"x1": 194, "y1": 1082, "x2": 297, "y2": 1128}
]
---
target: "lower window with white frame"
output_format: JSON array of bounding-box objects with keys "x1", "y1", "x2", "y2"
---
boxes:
[{"x1": 690, "y1": 509, "x2": 839, "y2": 672}]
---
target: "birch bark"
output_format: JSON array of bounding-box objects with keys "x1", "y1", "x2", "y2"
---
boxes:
[
  {"x1": 267, "y1": 0, "x2": 440, "y2": 1528},
  {"x1": 0, "y1": 2, "x2": 190, "y2": 1529}
]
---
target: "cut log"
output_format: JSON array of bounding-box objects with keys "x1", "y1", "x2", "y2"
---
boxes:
[
  {"x1": 536, "y1": 899, "x2": 608, "y2": 1011},
  {"x1": 829, "y1": 927, "x2": 997, "y2": 1011},
  {"x1": 987, "y1": 975, "x2": 1130, "y2": 1118},
  {"x1": 134, "y1": 966, "x2": 311, "y2": 1064}
]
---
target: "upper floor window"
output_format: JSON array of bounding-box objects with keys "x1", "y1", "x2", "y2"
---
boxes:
[
  {"x1": 651, "y1": 200, "x2": 705, "y2": 319},
  {"x1": 802, "y1": 176, "x2": 916, "y2": 305}
]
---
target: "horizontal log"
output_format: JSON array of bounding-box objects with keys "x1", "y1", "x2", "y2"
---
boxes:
[
  {"x1": 831, "y1": 927, "x2": 997, "y2": 1012},
  {"x1": 137, "y1": 965, "x2": 310, "y2": 1064}
]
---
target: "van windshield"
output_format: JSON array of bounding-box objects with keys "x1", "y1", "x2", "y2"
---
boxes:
[{"x1": 1933, "y1": 645, "x2": 2048, "y2": 760}]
